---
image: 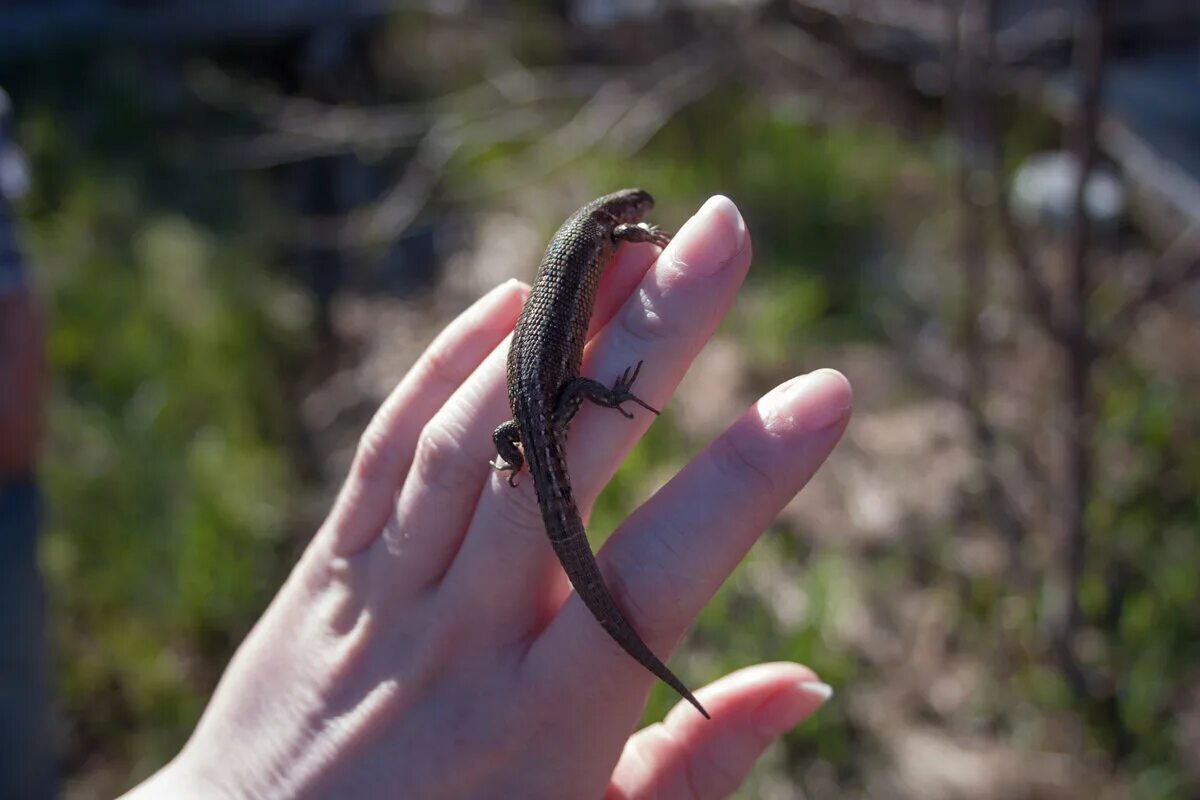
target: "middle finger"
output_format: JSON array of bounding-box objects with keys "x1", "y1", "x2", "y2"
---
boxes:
[{"x1": 443, "y1": 196, "x2": 752, "y2": 636}]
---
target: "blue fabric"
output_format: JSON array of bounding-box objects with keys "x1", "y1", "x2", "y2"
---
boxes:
[
  {"x1": 0, "y1": 200, "x2": 24, "y2": 295},
  {"x1": 0, "y1": 478, "x2": 59, "y2": 799},
  {"x1": 0, "y1": 85, "x2": 26, "y2": 296},
  {"x1": 0, "y1": 86, "x2": 55, "y2": 797}
]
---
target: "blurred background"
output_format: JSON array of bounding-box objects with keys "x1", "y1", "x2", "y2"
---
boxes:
[{"x1": 0, "y1": 0, "x2": 1198, "y2": 797}]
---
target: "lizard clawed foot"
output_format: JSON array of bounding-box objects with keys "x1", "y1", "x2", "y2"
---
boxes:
[
  {"x1": 611, "y1": 360, "x2": 660, "y2": 418},
  {"x1": 490, "y1": 458, "x2": 521, "y2": 487},
  {"x1": 613, "y1": 222, "x2": 673, "y2": 249},
  {"x1": 641, "y1": 223, "x2": 673, "y2": 248}
]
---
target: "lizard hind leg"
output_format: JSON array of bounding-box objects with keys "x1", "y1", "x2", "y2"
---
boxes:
[
  {"x1": 612, "y1": 360, "x2": 659, "y2": 415},
  {"x1": 555, "y1": 361, "x2": 659, "y2": 429},
  {"x1": 491, "y1": 419, "x2": 524, "y2": 487}
]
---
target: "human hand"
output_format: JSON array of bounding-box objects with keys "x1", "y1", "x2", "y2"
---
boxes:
[{"x1": 127, "y1": 196, "x2": 852, "y2": 799}]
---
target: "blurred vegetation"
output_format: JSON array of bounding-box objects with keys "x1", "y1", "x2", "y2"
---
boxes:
[
  {"x1": 7, "y1": 49, "x2": 311, "y2": 785},
  {"x1": 3, "y1": 5, "x2": 1198, "y2": 798}
]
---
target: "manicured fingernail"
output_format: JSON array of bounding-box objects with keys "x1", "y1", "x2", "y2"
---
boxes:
[
  {"x1": 755, "y1": 680, "x2": 834, "y2": 736},
  {"x1": 501, "y1": 277, "x2": 529, "y2": 297},
  {"x1": 797, "y1": 680, "x2": 834, "y2": 702},
  {"x1": 760, "y1": 369, "x2": 852, "y2": 435},
  {"x1": 669, "y1": 195, "x2": 747, "y2": 276}
]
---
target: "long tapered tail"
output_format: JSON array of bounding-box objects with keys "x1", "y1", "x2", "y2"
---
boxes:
[{"x1": 526, "y1": 428, "x2": 710, "y2": 718}]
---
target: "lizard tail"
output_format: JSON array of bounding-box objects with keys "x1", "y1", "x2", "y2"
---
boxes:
[{"x1": 526, "y1": 431, "x2": 710, "y2": 719}]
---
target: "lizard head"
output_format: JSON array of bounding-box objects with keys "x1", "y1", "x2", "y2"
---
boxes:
[{"x1": 602, "y1": 188, "x2": 656, "y2": 224}]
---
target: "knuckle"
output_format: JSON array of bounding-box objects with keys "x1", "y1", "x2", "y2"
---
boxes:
[
  {"x1": 616, "y1": 288, "x2": 681, "y2": 347},
  {"x1": 418, "y1": 337, "x2": 467, "y2": 397},
  {"x1": 708, "y1": 429, "x2": 780, "y2": 498},
  {"x1": 350, "y1": 424, "x2": 398, "y2": 489},
  {"x1": 654, "y1": 722, "x2": 741, "y2": 800},
  {"x1": 411, "y1": 421, "x2": 480, "y2": 494},
  {"x1": 604, "y1": 548, "x2": 684, "y2": 641},
  {"x1": 488, "y1": 480, "x2": 544, "y2": 532},
  {"x1": 684, "y1": 742, "x2": 742, "y2": 800}
]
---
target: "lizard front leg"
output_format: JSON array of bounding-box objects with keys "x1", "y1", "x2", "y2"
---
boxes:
[
  {"x1": 554, "y1": 360, "x2": 660, "y2": 431},
  {"x1": 491, "y1": 420, "x2": 524, "y2": 487},
  {"x1": 613, "y1": 222, "x2": 673, "y2": 248}
]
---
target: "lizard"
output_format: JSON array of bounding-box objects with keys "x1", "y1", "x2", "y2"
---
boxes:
[{"x1": 490, "y1": 188, "x2": 710, "y2": 719}]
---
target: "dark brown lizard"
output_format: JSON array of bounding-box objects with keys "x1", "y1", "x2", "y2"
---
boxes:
[{"x1": 491, "y1": 188, "x2": 710, "y2": 718}]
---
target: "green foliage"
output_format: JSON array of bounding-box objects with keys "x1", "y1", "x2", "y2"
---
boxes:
[
  {"x1": 582, "y1": 78, "x2": 1199, "y2": 795},
  {"x1": 593, "y1": 89, "x2": 916, "y2": 299},
  {"x1": 8, "y1": 22, "x2": 1197, "y2": 798},
  {"x1": 15, "y1": 80, "x2": 308, "y2": 777}
]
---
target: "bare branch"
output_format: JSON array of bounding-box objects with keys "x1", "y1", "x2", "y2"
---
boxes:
[
  {"x1": 1050, "y1": 3, "x2": 1115, "y2": 737},
  {"x1": 993, "y1": 179, "x2": 1068, "y2": 343},
  {"x1": 293, "y1": 106, "x2": 547, "y2": 248},
  {"x1": 271, "y1": 47, "x2": 716, "y2": 250},
  {"x1": 878, "y1": 290, "x2": 1049, "y2": 535},
  {"x1": 1101, "y1": 222, "x2": 1200, "y2": 341},
  {"x1": 947, "y1": 0, "x2": 1031, "y2": 562},
  {"x1": 189, "y1": 60, "x2": 613, "y2": 168},
  {"x1": 455, "y1": 47, "x2": 716, "y2": 202}
]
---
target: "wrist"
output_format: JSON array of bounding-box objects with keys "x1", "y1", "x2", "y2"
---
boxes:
[{"x1": 120, "y1": 753, "x2": 224, "y2": 800}]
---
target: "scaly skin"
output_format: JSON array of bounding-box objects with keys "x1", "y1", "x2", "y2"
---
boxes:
[{"x1": 491, "y1": 189, "x2": 709, "y2": 718}]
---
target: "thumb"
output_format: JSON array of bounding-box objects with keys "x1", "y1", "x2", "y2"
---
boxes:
[{"x1": 606, "y1": 663, "x2": 832, "y2": 800}]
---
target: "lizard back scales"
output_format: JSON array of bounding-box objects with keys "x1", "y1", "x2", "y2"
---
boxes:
[{"x1": 491, "y1": 188, "x2": 709, "y2": 719}]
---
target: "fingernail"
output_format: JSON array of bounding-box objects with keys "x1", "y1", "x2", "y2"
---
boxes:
[
  {"x1": 797, "y1": 680, "x2": 834, "y2": 702},
  {"x1": 669, "y1": 195, "x2": 747, "y2": 276},
  {"x1": 502, "y1": 277, "x2": 528, "y2": 295},
  {"x1": 755, "y1": 680, "x2": 834, "y2": 736},
  {"x1": 760, "y1": 369, "x2": 853, "y2": 435}
]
